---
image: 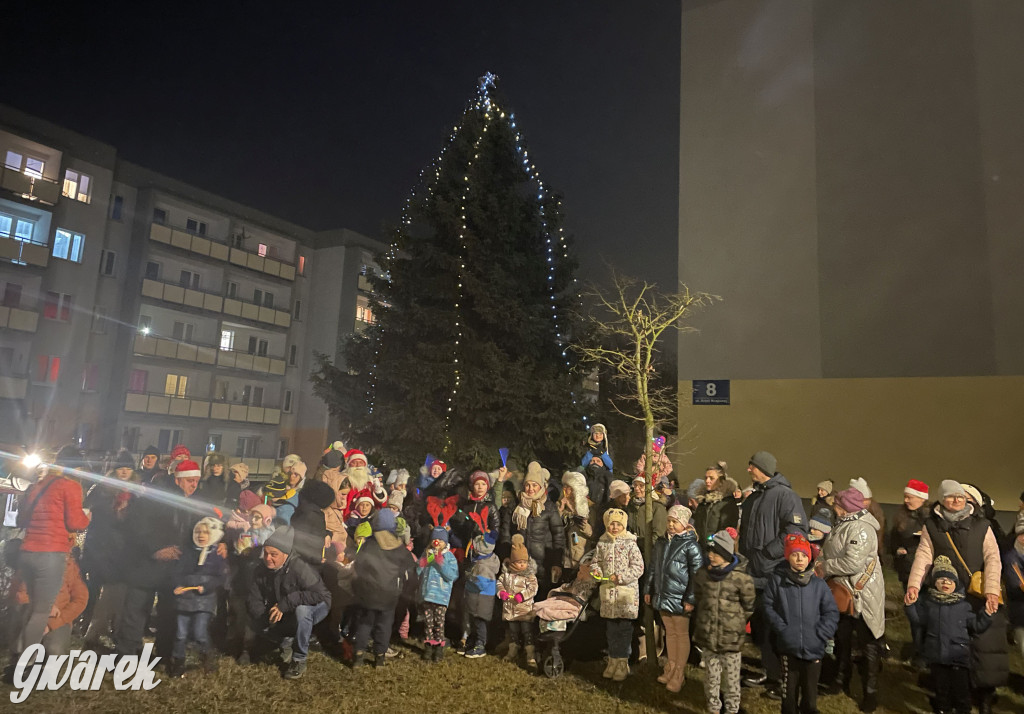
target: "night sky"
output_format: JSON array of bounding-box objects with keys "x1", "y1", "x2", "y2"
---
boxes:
[{"x1": 2, "y1": 3, "x2": 681, "y2": 288}]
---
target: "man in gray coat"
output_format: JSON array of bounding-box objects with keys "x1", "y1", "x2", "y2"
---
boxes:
[{"x1": 737, "y1": 451, "x2": 807, "y2": 699}]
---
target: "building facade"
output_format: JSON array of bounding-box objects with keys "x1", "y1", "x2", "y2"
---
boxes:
[
  {"x1": 0, "y1": 104, "x2": 383, "y2": 476},
  {"x1": 675, "y1": 0, "x2": 1024, "y2": 505}
]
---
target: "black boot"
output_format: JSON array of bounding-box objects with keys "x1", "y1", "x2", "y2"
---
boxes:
[
  {"x1": 374, "y1": 651, "x2": 386, "y2": 668},
  {"x1": 433, "y1": 643, "x2": 445, "y2": 662},
  {"x1": 351, "y1": 651, "x2": 366, "y2": 669},
  {"x1": 168, "y1": 657, "x2": 186, "y2": 678},
  {"x1": 858, "y1": 641, "x2": 882, "y2": 712},
  {"x1": 421, "y1": 644, "x2": 433, "y2": 661}
]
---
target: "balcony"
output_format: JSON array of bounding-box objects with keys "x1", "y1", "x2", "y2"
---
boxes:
[
  {"x1": 132, "y1": 334, "x2": 287, "y2": 376},
  {"x1": 0, "y1": 164, "x2": 60, "y2": 206},
  {"x1": 149, "y1": 222, "x2": 296, "y2": 281},
  {"x1": 0, "y1": 374, "x2": 28, "y2": 399},
  {"x1": 0, "y1": 306, "x2": 39, "y2": 333},
  {"x1": 140, "y1": 278, "x2": 291, "y2": 329},
  {"x1": 0, "y1": 236, "x2": 49, "y2": 268},
  {"x1": 123, "y1": 391, "x2": 281, "y2": 426}
]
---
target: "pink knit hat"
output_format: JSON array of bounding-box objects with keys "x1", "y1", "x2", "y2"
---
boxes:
[{"x1": 835, "y1": 487, "x2": 865, "y2": 513}]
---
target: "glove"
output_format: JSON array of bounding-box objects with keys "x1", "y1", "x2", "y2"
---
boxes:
[
  {"x1": 418, "y1": 556, "x2": 428, "y2": 568},
  {"x1": 514, "y1": 593, "x2": 524, "y2": 603},
  {"x1": 498, "y1": 591, "x2": 510, "y2": 601}
]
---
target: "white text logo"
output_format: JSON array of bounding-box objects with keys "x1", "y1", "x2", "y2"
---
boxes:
[{"x1": 10, "y1": 643, "x2": 161, "y2": 703}]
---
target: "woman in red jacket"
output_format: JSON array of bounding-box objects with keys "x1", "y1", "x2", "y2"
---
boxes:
[{"x1": 14, "y1": 446, "x2": 90, "y2": 655}]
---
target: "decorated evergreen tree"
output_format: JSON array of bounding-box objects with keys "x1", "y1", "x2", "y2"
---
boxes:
[{"x1": 313, "y1": 73, "x2": 583, "y2": 468}]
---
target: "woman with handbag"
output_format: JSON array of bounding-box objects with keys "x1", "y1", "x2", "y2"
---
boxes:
[
  {"x1": 7, "y1": 446, "x2": 91, "y2": 666},
  {"x1": 905, "y1": 480, "x2": 1007, "y2": 714},
  {"x1": 817, "y1": 487, "x2": 885, "y2": 713}
]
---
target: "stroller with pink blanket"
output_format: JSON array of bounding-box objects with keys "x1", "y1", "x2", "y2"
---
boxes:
[{"x1": 533, "y1": 579, "x2": 599, "y2": 678}]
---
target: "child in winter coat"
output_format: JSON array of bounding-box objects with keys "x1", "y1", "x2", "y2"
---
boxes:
[
  {"x1": 237, "y1": 504, "x2": 276, "y2": 554},
  {"x1": 497, "y1": 534, "x2": 539, "y2": 670},
  {"x1": 171, "y1": 517, "x2": 228, "y2": 677},
  {"x1": 763, "y1": 533, "x2": 839, "y2": 714},
  {"x1": 693, "y1": 528, "x2": 756, "y2": 714},
  {"x1": 462, "y1": 525, "x2": 500, "y2": 658},
  {"x1": 417, "y1": 524, "x2": 459, "y2": 661},
  {"x1": 1005, "y1": 513, "x2": 1024, "y2": 660},
  {"x1": 587, "y1": 507, "x2": 644, "y2": 682},
  {"x1": 906, "y1": 555, "x2": 992, "y2": 714},
  {"x1": 644, "y1": 504, "x2": 704, "y2": 693},
  {"x1": 345, "y1": 491, "x2": 377, "y2": 540}
]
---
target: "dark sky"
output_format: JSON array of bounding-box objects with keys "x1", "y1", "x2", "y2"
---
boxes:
[{"x1": 2, "y1": 2, "x2": 681, "y2": 288}]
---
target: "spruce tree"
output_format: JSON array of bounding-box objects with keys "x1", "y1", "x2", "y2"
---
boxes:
[{"x1": 317, "y1": 74, "x2": 582, "y2": 468}]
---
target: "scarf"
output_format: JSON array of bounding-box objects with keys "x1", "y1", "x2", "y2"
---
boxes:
[
  {"x1": 928, "y1": 586, "x2": 964, "y2": 605},
  {"x1": 784, "y1": 565, "x2": 814, "y2": 587},
  {"x1": 941, "y1": 505, "x2": 972, "y2": 524},
  {"x1": 513, "y1": 492, "x2": 545, "y2": 530},
  {"x1": 707, "y1": 554, "x2": 739, "y2": 581}
]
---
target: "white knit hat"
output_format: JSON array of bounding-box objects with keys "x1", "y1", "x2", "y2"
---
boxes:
[{"x1": 849, "y1": 477, "x2": 872, "y2": 499}]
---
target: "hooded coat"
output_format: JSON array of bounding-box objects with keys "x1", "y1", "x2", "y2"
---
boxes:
[
  {"x1": 464, "y1": 539, "x2": 500, "y2": 620},
  {"x1": 587, "y1": 530, "x2": 645, "y2": 620},
  {"x1": 906, "y1": 589, "x2": 992, "y2": 667},
  {"x1": 738, "y1": 472, "x2": 808, "y2": 585},
  {"x1": 692, "y1": 554, "x2": 757, "y2": 653},
  {"x1": 819, "y1": 509, "x2": 885, "y2": 639},
  {"x1": 763, "y1": 562, "x2": 840, "y2": 660},
  {"x1": 644, "y1": 528, "x2": 704, "y2": 614},
  {"x1": 417, "y1": 546, "x2": 459, "y2": 606},
  {"x1": 353, "y1": 530, "x2": 415, "y2": 610},
  {"x1": 692, "y1": 476, "x2": 740, "y2": 544},
  {"x1": 174, "y1": 519, "x2": 227, "y2": 613}
]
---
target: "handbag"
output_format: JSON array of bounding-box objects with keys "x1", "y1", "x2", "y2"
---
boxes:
[
  {"x1": 827, "y1": 577, "x2": 855, "y2": 615},
  {"x1": 945, "y1": 532, "x2": 1004, "y2": 604},
  {"x1": 4, "y1": 477, "x2": 59, "y2": 569}
]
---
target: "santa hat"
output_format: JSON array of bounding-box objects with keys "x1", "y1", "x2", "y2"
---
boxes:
[
  {"x1": 904, "y1": 479, "x2": 929, "y2": 500},
  {"x1": 174, "y1": 459, "x2": 201, "y2": 479},
  {"x1": 345, "y1": 449, "x2": 367, "y2": 468},
  {"x1": 354, "y1": 492, "x2": 375, "y2": 508}
]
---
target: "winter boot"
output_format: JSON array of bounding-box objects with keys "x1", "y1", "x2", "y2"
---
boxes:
[
  {"x1": 602, "y1": 656, "x2": 616, "y2": 679},
  {"x1": 524, "y1": 644, "x2": 537, "y2": 672},
  {"x1": 283, "y1": 659, "x2": 307, "y2": 680},
  {"x1": 503, "y1": 642, "x2": 520, "y2": 662},
  {"x1": 421, "y1": 644, "x2": 433, "y2": 661},
  {"x1": 374, "y1": 651, "x2": 386, "y2": 668},
  {"x1": 858, "y1": 641, "x2": 882, "y2": 712},
  {"x1": 666, "y1": 659, "x2": 685, "y2": 693},
  {"x1": 168, "y1": 657, "x2": 186, "y2": 678},
  {"x1": 351, "y1": 651, "x2": 366, "y2": 669},
  {"x1": 201, "y1": 650, "x2": 219, "y2": 674},
  {"x1": 433, "y1": 643, "x2": 445, "y2": 662},
  {"x1": 658, "y1": 661, "x2": 674, "y2": 684},
  {"x1": 612, "y1": 658, "x2": 629, "y2": 682}
]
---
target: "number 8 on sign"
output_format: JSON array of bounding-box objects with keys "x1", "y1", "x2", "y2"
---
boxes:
[{"x1": 705, "y1": 383, "x2": 716, "y2": 397}]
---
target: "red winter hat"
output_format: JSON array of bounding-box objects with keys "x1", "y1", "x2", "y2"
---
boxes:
[
  {"x1": 344, "y1": 449, "x2": 367, "y2": 468},
  {"x1": 174, "y1": 459, "x2": 201, "y2": 479},
  {"x1": 904, "y1": 479, "x2": 929, "y2": 500},
  {"x1": 431, "y1": 460, "x2": 447, "y2": 473},
  {"x1": 170, "y1": 444, "x2": 191, "y2": 461},
  {"x1": 784, "y1": 533, "x2": 812, "y2": 560},
  {"x1": 469, "y1": 470, "x2": 490, "y2": 488}
]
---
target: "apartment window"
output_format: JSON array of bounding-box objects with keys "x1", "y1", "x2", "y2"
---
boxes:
[
  {"x1": 4, "y1": 151, "x2": 21, "y2": 171},
  {"x1": 81, "y1": 364, "x2": 99, "y2": 392},
  {"x1": 24, "y1": 157, "x2": 44, "y2": 179},
  {"x1": 91, "y1": 307, "x2": 107, "y2": 334},
  {"x1": 2, "y1": 283, "x2": 22, "y2": 308},
  {"x1": 52, "y1": 228, "x2": 85, "y2": 263},
  {"x1": 110, "y1": 195, "x2": 124, "y2": 221},
  {"x1": 179, "y1": 270, "x2": 200, "y2": 290},
  {"x1": 232, "y1": 234, "x2": 244, "y2": 248},
  {"x1": 208, "y1": 433, "x2": 222, "y2": 452},
  {"x1": 14, "y1": 218, "x2": 33, "y2": 243},
  {"x1": 278, "y1": 438, "x2": 289, "y2": 460},
  {"x1": 172, "y1": 321, "x2": 194, "y2": 341},
  {"x1": 257, "y1": 243, "x2": 267, "y2": 257},
  {"x1": 220, "y1": 329, "x2": 235, "y2": 351},
  {"x1": 298, "y1": 255, "x2": 306, "y2": 275},
  {"x1": 213, "y1": 380, "x2": 228, "y2": 400},
  {"x1": 165, "y1": 374, "x2": 188, "y2": 398},
  {"x1": 34, "y1": 355, "x2": 60, "y2": 383},
  {"x1": 293, "y1": 300, "x2": 301, "y2": 321},
  {"x1": 241, "y1": 385, "x2": 264, "y2": 407},
  {"x1": 128, "y1": 369, "x2": 148, "y2": 393},
  {"x1": 99, "y1": 250, "x2": 116, "y2": 276},
  {"x1": 44, "y1": 292, "x2": 73, "y2": 321},
  {"x1": 138, "y1": 315, "x2": 153, "y2": 332},
  {"x1": 283, "y1": 389, "x2": 293, "y2": 413},
  {"x1": 122, "y1": 426, "x2": 141, "y2": 452},
  {"x1": 153, "y1": 208, "x2": 167, "y2": 225},
  {"x1": 356, "y1": 296, "x2": 375, "y2": 324},
  {"x1": 247, "y1": 337, "x2": 268, "y2": 356},
  {"x1": 288, "y1": 344, "x2": 297, "y2": 366},
  {"x1": 225, "y1": 281, "x2": 238, "y2": 299},
  {"x1": 144, "y1": 261, "x2": 160, "y2": 279},
  {"x1": 186, "y1": 218, "x2": 207, "y2": 235},
  {"x1": 158, "y1": 429, "x2": 184, "y2": 454},
  {"x1": 253, "y1": 288, "x2": 273, "y2": 307},
  {"x1": 62, "y1": 169, "x2": 92, "y2": 203},
  {"x1": 235, "y1": 436, "x2": 260, "y2": 458}
]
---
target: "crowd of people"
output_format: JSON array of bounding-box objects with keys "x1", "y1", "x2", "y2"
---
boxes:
[{"x1": 4, "y1": 429, "x2": 1023, "y2": 714}]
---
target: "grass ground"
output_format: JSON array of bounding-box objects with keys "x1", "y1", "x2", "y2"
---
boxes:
[{"x1": 1, "y1": 573, "x2": 1021, "y2": 714}]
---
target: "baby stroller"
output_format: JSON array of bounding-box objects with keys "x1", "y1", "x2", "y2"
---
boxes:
[{"x1": 535, "y1": 590, "x2": 596, "y2": 678}]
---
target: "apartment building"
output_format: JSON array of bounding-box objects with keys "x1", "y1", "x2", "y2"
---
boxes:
[{"x1": 0, "y1": 104, "x2": 384, "y2": 476}]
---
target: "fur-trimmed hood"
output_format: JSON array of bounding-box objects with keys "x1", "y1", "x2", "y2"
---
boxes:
[{"x1": 694, "y1": 476, "x2": 739, "y2": 504}]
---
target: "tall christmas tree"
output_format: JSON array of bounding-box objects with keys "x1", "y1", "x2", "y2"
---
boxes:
[{"x1": 317, "y1": 73, "x2": 583, "y2": 468}]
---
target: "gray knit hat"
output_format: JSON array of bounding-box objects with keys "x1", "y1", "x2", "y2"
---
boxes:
[
  {"x1": 710, "y1": 529, "x2": 735, "y2": 561},
  {"x1": 748, "y1": 451, "x2": 777, "y2": 477},
  {"x1": 265, "y1": 526, "x2": 295, "y2": 555},
  {"x1": 940, "y1": 480, "x2": 966, "y2": 498}
]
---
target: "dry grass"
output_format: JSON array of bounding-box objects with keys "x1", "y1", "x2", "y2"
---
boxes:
[{"x1": 1, "y1": 572, "x2": 1021, "y2": 714}]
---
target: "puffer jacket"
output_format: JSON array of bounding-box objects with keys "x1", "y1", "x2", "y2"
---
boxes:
[
  {"x1": 738, "y1": 473, "x2": 808, "y2": 585},
  {"x1": 464, "y1": 550, "x2": 500, "y2": 620},
  {"x1": 417, "y1": 547, "x2": 458, "y2": 606},
  {"x1": 819, "y1": 509, "x2": 885, "y2": 639},
  {"x1": 588, "y1": 530, "x2": 645, "y2": 620},
  {"x1": 499, "y1": 498, "x2": 564, "y2": 570},
  {"x1": 906, "y1": 590, "x2": 991, "y2": 666},
  {"x1": 353, "y1": 531, "x2": 415, "y2": 610},
  {"x1": 497, "y1": 557, "x2": 539, "y2": 621},
  {"x1": 247, "y1": 553, "x2": 331, "y2": 621},
  {"x1": 693, "y1": 555, "x2": 757, "y2": 653},
  {"x1": 174, "y1": 546, "x2": 227, "y2": 613},
  {"x1": 763, "y1": 562, "x2": 839, "y2": 660},
  {"x1": 692, "y1": 478, "x2": 740, "y2": 544},
  {"x1": 17, "y1": 474, "x2": 90, "y2": 553},
  {"x1": 645, "y1": 528, "x2": 704, "y2": 614}
]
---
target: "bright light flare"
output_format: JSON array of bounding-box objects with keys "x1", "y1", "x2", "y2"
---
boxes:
[{"x1": 21, "y1": 453, "x2": 42, "y2": 469}]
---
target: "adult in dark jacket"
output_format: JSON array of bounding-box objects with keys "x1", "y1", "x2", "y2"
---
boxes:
[
  {"x1": 138, "y1": 445, "x2": 162, "y2": 485},
  {"x1": 246, "y1": 527, "x2": 330, "y2": 679},
  {"x1": 351, "y1": 510, "x2": 415, "y2": 665},
  {"x1": 584, "y1": 460, "x2": 614, "y2": 507},
  {"x1": 905, "y1": 480, "x2": 1007, "y2": 714},
  {"x1": 290, "y1": 479, "x2": 335, "y2": 564},
  {"x1": 116, "y1": 459, "x2": 206, "y2": 659},
  {"x1": 763, "y1": 534, "x2": 839, "y2": 714},
  {"x1": 198, "y1": 455, "x2": 249, "y2": 510},
  {"x1": 499, "y1": 462, "x2": 563, "y2": 596},
  {"x1": 737, "y1": 451, "x2": 806, "y2": 693},
  {"x1": 626, "y1": 475, "x2": 668, "y2": 547},
  {"x1": 692, "y1": 461, "x2": 740, "y2": 546},
  {"x1": 890, "y1": 479, "x2": 931, "y2": 663}
]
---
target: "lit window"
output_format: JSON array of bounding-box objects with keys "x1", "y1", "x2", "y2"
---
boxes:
[
  {"x1": 62, "y1": 169, "x2": 92, "y2": 203},
  {"x1": 165, "y1": 374, "x2": 188, "y2": 398},
  {"x1": 24, "y1": 157, "x2": 44, "y2": 179},
  {"x1": 44, "y1": 292, "x2": 73, "y2": 321},
  {"x1": 0, "y1": 213, "x2": 37, "y2": 243},
  {"x1": 4, "y1": 151, "x2": 21, "y2": 170},
  {"x1": 298, "y1": 255, "x2": 306, "y2": 275},
  {"x1": 34, "y1": 355, "x2": 60, "y2": 383},
  {"x1": 15, "y1": 220, "x2": 33, "y2": 242},
  {"x1": 52, "y1": 228, "x2": 85, "y2": 263},
  {"x1": 257, "y1": 243, "x2": 267, "y2": 257},
  {"x1": 220, "y1": 330, "x2": 235, "y2": 351}
]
